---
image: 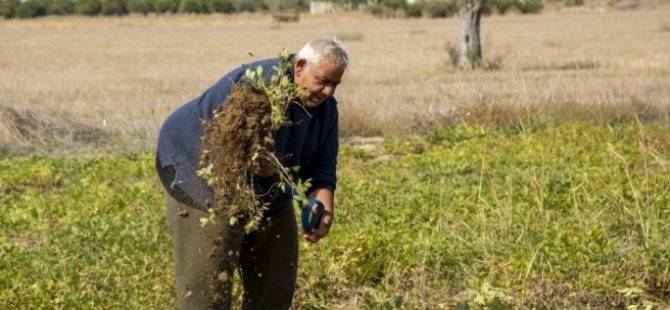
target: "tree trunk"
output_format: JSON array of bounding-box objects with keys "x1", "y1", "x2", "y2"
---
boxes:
[{"x1": 458, "y1": 0, "x2": 482, "y2": 69}]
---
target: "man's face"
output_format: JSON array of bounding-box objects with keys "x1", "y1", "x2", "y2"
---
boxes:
[{"x1": 294, "y1": 58, "x2": 345, "y2": 109}]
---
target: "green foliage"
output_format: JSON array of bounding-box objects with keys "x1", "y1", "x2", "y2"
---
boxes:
[
  {"x1": 206, "y1": 0, "x2": 234, "y2": 13},
  {"x1": 381, "y1": 0, "x2": 406, "y2": 10},
  {"x1": 515, "y1": 0, "x2": 543, "y2": 14},
  {"x1": 126, "y1": 0, "x2": 150, "y2": 14},
  {"x1": 405, "y1": 2, "x2": 423, "y2": 18},
  {"x1": 423, "y1": 0, "x2": 457, "y2": 18},
  {"x1": 151, "y1": 0, "x2": 177, "y2": 13},
  {"x1": 564, "y1": 0, "x2": 584, "y2": 6},
  {"x1": 2, "y1": 122, "x2": 670, "y2": 308},
  {"x1": 15, "y1": 0, "x2": 49, "y2": 18},
  {"x1": 274, "y1": 0, "x2": 307, "y2": 11},
  {"x1": 244, "y1": 48, "x2": 299, "y2": 131},
  {"x1": 298, "y1": 121, "x2": 670, "y2": 308},
  {"x1": 0, "y1": 153, "x2": 173, "y2": 308},
  {"x1": 0, "y1": 0, "x2": 19, "y2": 18},
  {"x1": 100, "y1": 0, "x2": 127, "y2": 15},
  {"x1": 49, "y1": 0, "x2": 75, "y2": 14},
  {"x1": 379, "y1": 0, "x2": 546, "y2": 18},
  {"x1": 74, "y1": 0, "x2": 101, "y2": 15},
  {"x1": 488, "y1": 0, "x2": 515, "y2": 14},
  {"x1": 365, "y1": 4, "x2": 388, "y2": 17},
  {"x1": 178, "y1": 0, "x2": 203, "y2": 13},
  {"x1": 236, "y1": 0, "x2": 265, "y2": 12}
]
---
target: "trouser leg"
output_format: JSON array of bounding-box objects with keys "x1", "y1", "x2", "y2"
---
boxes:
[
  {"x1": 240, "y1": 204, "x2": 299, "y2": 310},
  {"x1": 166, "y1": 194, "x2": 243, "y2": 310}
]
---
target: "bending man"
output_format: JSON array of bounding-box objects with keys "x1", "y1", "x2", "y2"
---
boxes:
[{"x1": 155, "y1": 38, "x2": 348, "y2": 309}]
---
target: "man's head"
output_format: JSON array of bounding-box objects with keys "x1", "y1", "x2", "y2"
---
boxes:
[{"x1": 294, "y1": 38, "x2": 349, "y2": 109}]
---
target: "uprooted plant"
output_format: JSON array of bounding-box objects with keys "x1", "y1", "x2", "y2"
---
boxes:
[{"x1": 197, "y1": 48, "x2": 311, "y2": 234}]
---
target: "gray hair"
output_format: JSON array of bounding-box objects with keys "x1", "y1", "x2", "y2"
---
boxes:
[{"x1": 295, "y1": 38, "x2": 349, "y2": 70}]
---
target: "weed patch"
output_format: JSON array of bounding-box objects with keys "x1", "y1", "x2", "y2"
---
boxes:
[{"x1": 2, "y1": 122, "x2": 669, "y2": 308}]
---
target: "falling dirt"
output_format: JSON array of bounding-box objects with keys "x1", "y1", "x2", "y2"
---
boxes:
[
  {"x1": 199, "y1": 84, "x2": 276, "y2": 305},
  {"x1": 200, "y1": 84, "x2": 274, "y2": 218}
]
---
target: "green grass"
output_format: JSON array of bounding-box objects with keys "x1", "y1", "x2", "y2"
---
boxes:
[{"x1": 2, "y1": 122, "x2": 670, "y2": 309}]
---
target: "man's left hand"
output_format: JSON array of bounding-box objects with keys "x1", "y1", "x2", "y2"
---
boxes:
[{"x1": 303, "y1": 207, "x2": 333, "y2": 243}]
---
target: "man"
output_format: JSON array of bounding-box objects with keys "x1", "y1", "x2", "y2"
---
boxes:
[{"x1": 155, "y1": 38, "x2": 348, "y2": 309}]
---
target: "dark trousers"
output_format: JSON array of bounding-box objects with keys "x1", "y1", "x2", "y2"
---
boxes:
[{"x1": 165, "y1": 194, "x2": 298, "y2": 310}]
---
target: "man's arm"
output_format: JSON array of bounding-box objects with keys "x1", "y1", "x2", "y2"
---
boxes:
[{"x1": 303, "y1": 187, "x2": 334, "y2": 243}]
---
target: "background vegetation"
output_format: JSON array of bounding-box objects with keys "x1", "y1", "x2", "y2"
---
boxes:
[
  {"x1": 2, "y1": 118, "x2": 669, "y2": 308},
  {"x1": 1, "y1": 0, "x2": 658, "y2": 19},
  {"x1": 0, "y1": 0, "x2": 290, "y2": 18}
]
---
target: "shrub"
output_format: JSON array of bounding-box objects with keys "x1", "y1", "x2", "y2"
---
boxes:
[
  {"x1": 178, "y1": 0, "x2": 202, "y2": 13},
  {"x1": 515, "y1": 0, "x2": 543, "y2": 14},
  {"x1": 15, "y1": 0, "x2": 49, "y2": 18},
  {"x1": 75, "y1": 0, "x2": 101, "y2": 15},
  {"x1": 423, "y1": 0, "x2": 456, "y2": 18},
  {"x1": 405, "y1": 2, "x2": 423, "y2": 17},
  {"x1": 236, "y1": 0, "x2": 259, "y2": 12},
  {"x1": 100, "y1": 0, "x2": 127, "y2": 15},
  {"x1": 277, "y1": 0, "x2": 307, "y2": 11},
  {"x1": 206, "y1": 0, "x2": 233, "y2": 13},
  {"x1": 382, "y1": 0, "x2": 405, "y2": 10},
  {"x1": 366, "y1": 4, "x2": 387, "y2": 17},
  {"x1": 49, "y1": 0, "x2": 75, "y2": 14},
  {"x1": 0, "y1": 0, "x2": 21, "y2": 18},
  {"x1": 151, "y1": 0, "x2": 177, "y2": 13},
  {"x1": 488, "y1": 0, "x2": 515, "y2": 14},
  {"x1": 564, "y1": 0, "x2": 584, "y2": 6},
  {"x1": 126, "y1": 0, "x2": 150, "y2": 14}
]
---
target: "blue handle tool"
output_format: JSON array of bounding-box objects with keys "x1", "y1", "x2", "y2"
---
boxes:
[
  {"x1": 288, "y1": 184, "x2": 324, "y2": 231},
  {"x1": 301, "y1": 199, "x2": 324, "y2": 231}
]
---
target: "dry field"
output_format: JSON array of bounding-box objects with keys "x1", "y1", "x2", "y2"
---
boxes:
[{"x1": 0, "y1": 9, "x2": 669, "y2": 153}]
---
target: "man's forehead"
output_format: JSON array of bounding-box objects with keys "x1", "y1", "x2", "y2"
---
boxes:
[{"x1": 310, "y1": 59, "x2": 343, "y2": 78}]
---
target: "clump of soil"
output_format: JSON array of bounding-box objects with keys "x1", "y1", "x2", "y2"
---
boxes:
[
  {"x1": 199, "y1": 84, "x2": 275, "y2": 220},
  {"x1": 199, "y1": 84, "x2": 278, "y2": 306}
]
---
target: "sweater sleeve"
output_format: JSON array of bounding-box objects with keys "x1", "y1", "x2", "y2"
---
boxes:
[{"x1": 304, "y1": 102, "x2": 339, "y2": 193}]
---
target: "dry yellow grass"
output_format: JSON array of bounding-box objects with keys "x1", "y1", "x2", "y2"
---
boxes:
[{"x1": 0, "y1": 9, "x2": 669, "y2": 153}]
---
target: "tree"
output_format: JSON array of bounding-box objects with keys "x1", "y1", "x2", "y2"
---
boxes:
[
  {"x1": 15, "y1": 0, "x2": 49, "y2": 18},
  {"x1": 151, "y1": 0, "x2": 178, "y2": 14},
  {"x1": 101, "y1": 0, "x2": 127, "y2": 15},
  {"x1": 75, "y1": 0, "x2": 102, "y2": 15},
  {"x1": 457, "y1": 0, "x2": 482, "y2": 69},
  {"x1": 0, "y1": 0, "x2": 21, "y2": 18},
  {"x1": 207, "y1": 0, "x2": 234, "y2": 13},
  {"x1": 178, "y1": 0, "x2": 203, "y2": 13},
  {"x1": 127, "y1": 0, "x2": 151, "y2": 14},
  {"x1": 49, "y1": 0, "x2": 76, "y2": 15}
]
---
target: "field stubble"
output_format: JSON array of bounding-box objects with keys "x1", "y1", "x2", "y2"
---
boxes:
[{"x1": 1, "y1": 10, "x2": 669, "y2": 153}]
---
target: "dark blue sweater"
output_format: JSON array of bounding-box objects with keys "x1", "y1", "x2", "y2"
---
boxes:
[{"x1": 156, "y1": 57, "x2": 339, "y2": 211}]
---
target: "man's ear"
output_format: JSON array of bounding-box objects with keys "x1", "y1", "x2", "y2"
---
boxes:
[{"x1": 294, "y1": 58, "x2": 307, "y2": 77}]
